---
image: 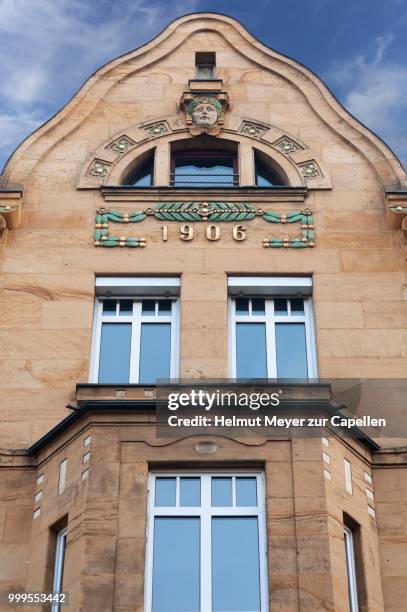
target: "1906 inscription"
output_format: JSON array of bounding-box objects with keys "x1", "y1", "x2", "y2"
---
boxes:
[{"x1": 161, "y1": 224, "x2": 246, "y2": 242}]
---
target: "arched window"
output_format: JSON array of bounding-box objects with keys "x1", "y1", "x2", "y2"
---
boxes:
[
  {"x1": 254, "y1": 150, "x2": 287, "y2": 186},
  {"x1": 122, "y1": 149, "x2": 154, "y2": 186},
  {"x1": 170, "y1": 140, "x2": 238, "y2": 187}
]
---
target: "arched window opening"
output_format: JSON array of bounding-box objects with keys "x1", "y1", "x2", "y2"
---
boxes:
[
  {"x1": 254, "y1": 150, "x2": 287, "y2": 186},
  {"x1": 170, "y1": 139, "x2": 238, "y2": 187},
  {"x1": 123, "y1": 149, "x2": 155, "y2": 186}
]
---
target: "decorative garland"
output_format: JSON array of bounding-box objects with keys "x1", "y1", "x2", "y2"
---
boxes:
[{"x1": 94, "y1": 203, "x2": 315, "y2": 248}]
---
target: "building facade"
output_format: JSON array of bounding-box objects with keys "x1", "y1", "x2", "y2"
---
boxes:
[{"x1": 0, "y1": 12, "x2": 407, "y2": 612}]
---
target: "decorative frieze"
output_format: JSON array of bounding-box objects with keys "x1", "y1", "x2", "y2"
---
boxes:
[
  {"x1": 144, "y1": 122, "x2": 169, "y2": 137},
  {"x1": 299, "y1": 161, "x2": 320, "y2": 179},
  {"x1": 275, "y1": 138, "x2": 300, "y2": 155},
  {"x1": 94, "y1": 204, "x2": 315, "y2": 249},
  {"x1": 88, "y1": 160, "x2": 111, "y2": 178},
  {"x1": 110, "y1": 136, "x2": 134, "y2": 153},
  {"x1": 240, "y1": 121, "x2": 268, "y2": 138}
]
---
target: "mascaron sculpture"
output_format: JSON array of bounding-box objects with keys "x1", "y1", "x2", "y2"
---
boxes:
[{"x1": 181, "y1": 93, "x2": 229, "y2": 136}]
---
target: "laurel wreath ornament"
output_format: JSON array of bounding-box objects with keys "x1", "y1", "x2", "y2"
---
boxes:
[{"x1": 94, "y1": 203, "x2": 314, "y2": 248}]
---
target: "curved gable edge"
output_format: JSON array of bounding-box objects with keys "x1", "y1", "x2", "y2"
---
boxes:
[{"x1": 1, "y1": 11, "x2": 406, "y2": 190}]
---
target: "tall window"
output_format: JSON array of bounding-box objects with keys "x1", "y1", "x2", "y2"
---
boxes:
[
  {"x1": 51, "y1": 527, "x2": 67, "y2": 612},
  {"x1": 171, "y1": 151, "x2": 238, "y2": 187},
  {"x1": 195, "y1": 52, "x2": 216, "y2": 80},
  {"x1": 145, "y1": 473, "x2": 268, "y2": 612},
  {"x1": 90, "y1": 297, "x2": 179, "y2": 384},
  {"x1": 228, "y1": 278, "x2": 317, "y2": 379},
  {"x1": 344, "y1": 522, "x2": 360, "y2": 612}
]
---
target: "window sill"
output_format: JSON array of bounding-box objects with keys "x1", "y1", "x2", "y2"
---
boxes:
[{"x1": 101, "y1": 185, "x2": 308, "y2": 204}]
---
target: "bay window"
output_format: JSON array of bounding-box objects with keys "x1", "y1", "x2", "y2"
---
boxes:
[{"x1": 145, "y1": 473, "x2": 268, "y2": 612}]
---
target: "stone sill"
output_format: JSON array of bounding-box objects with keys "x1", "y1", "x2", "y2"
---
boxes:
[
  {"x1": 188, "y1": 79, "x2": 223, "y2": 91},
  {"x1": 101, "y1": 185, "x2": 308, "y2": 204},
  {"x1": 76, "y1": 382, "x2": 331, "y2": 403}
]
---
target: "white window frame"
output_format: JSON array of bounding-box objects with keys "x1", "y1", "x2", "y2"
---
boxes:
[
  {"x1": 51, "y1": 527, "x2": 67, "y2": 612},
  {"x1": 145, "y1": 471, "x2": 269, "y2": 612},
  {"x1": 344, "y1": 524, "x2": 359, "y2": 612},
  {"x1": 89, "y1": 296, "x2": 180, "y2": 383},
  {"x1": 228, "y1": 295, "x2": 317, "y2": 379}
]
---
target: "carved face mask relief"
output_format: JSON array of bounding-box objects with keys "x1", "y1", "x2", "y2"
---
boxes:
[{"x1": 192, "y1": 103, "x2": 218, "y2": 127}]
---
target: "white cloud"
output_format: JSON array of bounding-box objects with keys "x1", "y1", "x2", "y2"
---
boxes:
[
  {"x1": 327, "y1": 34, "x2": 407, "y2": 168},
  {"x1": 0, "y1": 0, "x2": 198, "y2": 170}
]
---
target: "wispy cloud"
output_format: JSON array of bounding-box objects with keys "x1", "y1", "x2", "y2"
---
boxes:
[
  {"x1": 0, "y1": 0, "x2": 198, "y2": 170},
  {"x1": 327, "y1": 33, "x2": 407, "y2": 169}
]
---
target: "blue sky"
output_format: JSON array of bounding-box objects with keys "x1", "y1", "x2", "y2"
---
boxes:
[{"x1": 1, "y1": 0, "x2": 406, "y2": 172}]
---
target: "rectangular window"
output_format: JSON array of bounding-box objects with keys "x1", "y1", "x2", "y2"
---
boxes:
[
  {"x1": 344, "y1": 523, "x2": 359, "y2": 612},
  {"x1": 90, "y1": 295, "x2": 179, "y2": 384},
  {"x1": 195, "y1": 52, "x2": 216, "y2": 79},
  {"x1": 145, "y1": 473, "x2": 268, "y2": 612},
  {"x1": 51, "y1": 527, "x2": 67, "y2": 612},
  {"x1": 229, "y1": 294, "x2": 317, "y2": 379}
]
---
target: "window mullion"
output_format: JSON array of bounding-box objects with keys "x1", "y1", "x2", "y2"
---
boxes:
[
  {"x1": 201, "y1": 475, "x2": 212, "y2": 612},
  {"x1": 265, "y1": 299, "x2": 277, "y2": 378},
  {"x1": 129, "y1": 301, "x2": 142, "y2": 383}
]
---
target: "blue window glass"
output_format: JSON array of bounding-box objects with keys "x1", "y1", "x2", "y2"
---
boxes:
[
  {"x1": 274, "y1": 298, "x2": 288, "y2": 315},
  {"x1": 252, "y1": 298, "x2": 265, "y2": 315},
  {"x1": 212, "y1": 477, "x2": 233, "y2": 507},
  {"x1": 142, "y1": 299, "x2": 155, "y2": 315},
  {"x1": 102, "y1": 300, "x2": 116, "y2": 314},
  {"x1": 290, "y1": 298, "x2": 304, "y2": 315},
  {"x1": 236, "y1": 477, "x2": 257, "y2": 506},
  {"x1": 236, "y1": 323, "x2": 267, "y2": 379},
  {"x1": 155, "y1": 478, "x2": 176, "y2": 507},
  {"x1": 152, "y1": 518, "x2": 200, "y2": 612},
  {"x1": 275, "y1": 323, "x2": 308, "y2": 378},
  {"x1": 139, "y1": 323, "x2": 171, "y2": 384},
  {"x1": 119, "y1": 299, "x2": 133, "y2": 315},
  {"x1": 180, "y1": 478, "x2": 201, "y2": 507},
  {"x1": 212, "y1": 517, "x2": 261, "y2": 612},
  {"x1": 235, "y1": 297, "x2": 249, "y2": 314},
  {"x1": 158, "y1": 300, "x2": 172, "y2": 315},
  {"x1": 98, "y1": 323, "x2": 131, "y2": 383}
]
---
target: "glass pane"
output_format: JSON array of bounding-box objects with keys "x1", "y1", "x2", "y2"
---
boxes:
[
  {"x1": 276, "y1": 323, "x2": 308, "y2": 378},
  {"x1": 290, "y1": 298, "x2": 305, "y2": 315},
  {"x1": 152, "y1": 518, "x2": 200, "y2": 612},
  {"x1": 155, "y1": 477, "x2": 176, "y2": 507},
  {"x1": 174, "y1": 157, "x2": 235, "y2": 187},
  {"x1": 180, "y1": 478, "x2": 201, "y2": 507},
  {"x1": 252, "y1": 298, "x2": 265, "y2": 315},
  {"x1": 139, "y1": 323, "x2": 171, "y2": 384},
  {"x1": 274, "y1": 298, "x2": 288, "y2": 315},
  {"x1": 119, "y1": 299, "x2": 133, "y2": 315},
  {"x1": 197, "y1": 65, "x2": 214, "y2": 79},
  {"x1": 212, "y1": 517, "x2": 261, "y2": 612},
  {"x1": 236, "y1": 323, "x2": 267, "y2": 379},
  {"x1": 142, "y1": 299, "x2": 155, "y2": 315},
  {"x1": 236, "y1": 477, "x2": 257, "y2": 506},
  {"x1": 102, "y1": 300, "x2": 116, "y2": 314},
  {"x1": 98, "y1": 323, "x2": 131, "y2": 384},
  {"x1": 235, "y1": 298, "x2": 249, "y2": 315},
  {"x1": 212, "y1": 477, "x2": 233, "y2": 507},
  {"x1": 158, "y1": 300, "x2": 172, "y2": 315}
]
